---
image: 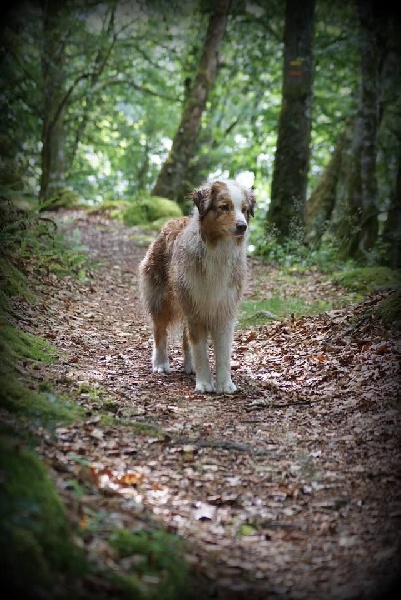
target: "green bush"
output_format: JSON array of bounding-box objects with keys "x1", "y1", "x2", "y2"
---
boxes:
[
  {"x1": 122, "y1": 196, "x2": 182, "y2": 227},
  {"x1": 251, "y1": 224, "x2": 346, "y2": 272}
]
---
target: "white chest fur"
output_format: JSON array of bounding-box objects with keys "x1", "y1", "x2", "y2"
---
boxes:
[{"x1": 172, "y1": 227, "x2": 247, "y2": 325}]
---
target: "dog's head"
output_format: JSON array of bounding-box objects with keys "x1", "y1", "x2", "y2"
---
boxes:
[{"x1": 190, "y1": 180, "x2": 255, "y2": 243}]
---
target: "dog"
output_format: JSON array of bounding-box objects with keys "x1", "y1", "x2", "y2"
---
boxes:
[{"x1": 138, "y1": 179, "x2": 255, "y2": 394}]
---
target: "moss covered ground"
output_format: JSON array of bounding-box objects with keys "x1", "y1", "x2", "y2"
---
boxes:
[{"x1": 0, "y1": 203, "x2": 192, "y2": 600}]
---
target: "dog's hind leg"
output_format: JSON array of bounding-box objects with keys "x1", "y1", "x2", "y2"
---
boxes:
[
  {"x1": 182, "y1": 327, "x2": 194, "y2": 374},
  {"x1": 152, "y1": 311, "x2": 171, "y2": 373},
  {"x1": 188, "y1": 322, "x2": 215, "y2": 393}
]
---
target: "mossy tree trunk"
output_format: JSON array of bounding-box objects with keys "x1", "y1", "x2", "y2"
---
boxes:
[
  {"x1": 379, "y1": 9, "x2": 401, "y2": 269},
  {"x1": 266, "y1": 0, "x2": 316, "y2": 243},
  {"x1": 333, "y1": 0, "x2": 384, "y2": 260},
  {"x1": 382, "y1": 135, "x2": 401, "y2": 268},
  {"x1": 152, "y1": 0, "x2": 232, "y2": 208},
  {"x1": 308, "y1": 4, "x2": 400, "y2": 262},
  {"x1": 304, "y1": 125, "x2": 351, "y2": 246},
  {"x1": 39, "y1": 2, "x2": 67, "y2": 203}
]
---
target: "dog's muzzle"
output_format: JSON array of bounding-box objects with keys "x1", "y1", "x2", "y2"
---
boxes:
[{"x1": 235, "y1": 221, "x2": 247, "y2": 235}]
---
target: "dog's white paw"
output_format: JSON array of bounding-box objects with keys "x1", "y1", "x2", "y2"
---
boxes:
[
  {"x1": 216, "y1": 380, "x2": 237, "y2": 394},
  {"x1": 195, "y1": 379, "x2": 215, "y2": 393},
  {"x1": 153, "y1": 362, "x2": 171, "y2": 374}
]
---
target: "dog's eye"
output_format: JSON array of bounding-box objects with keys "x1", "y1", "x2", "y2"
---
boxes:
[{"x1": 219, "y1": 204, "x2": 230, "y2": 212}]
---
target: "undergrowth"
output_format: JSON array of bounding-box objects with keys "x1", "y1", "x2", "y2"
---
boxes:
[
  {"x1": 0, "y1": 198, "x2": 91, "y2": 280},
  {"x1": 250, "y1": 225, "x2": 353, "y2": 273},
  {"x1": 0, "y1": 194, "x2": 192, "y2": 599}
]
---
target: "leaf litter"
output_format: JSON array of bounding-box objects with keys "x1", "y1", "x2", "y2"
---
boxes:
[{"x1": 19, "y1": 209, "x2": 401, "y2": 599}]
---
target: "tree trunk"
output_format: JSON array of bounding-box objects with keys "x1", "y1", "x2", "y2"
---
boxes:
[
  {"x1": 333, "y1": 0, "x2": 383, "y2": 260},
  {"x1": 304, "y1": 125, "x2": 350, "y2": 246},
  {"x1": 379, "y1": 6, "x2": 401, "y2": 268},
  {"x1": 266, "y1": 0, "x2": 316, "y2": 243},
  {"x1": 39, "y1": 2, "x2": 66, "y2": 203},
  {"x1": 382, "y1": 125, "x2": 401, "y2": 269},
  {"x1": 152, "y1": 0, "x2": 232, "y2": 207}
]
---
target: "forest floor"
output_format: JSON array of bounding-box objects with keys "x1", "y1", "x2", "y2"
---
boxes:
[{"x1": 18, "y1": 209, "x2": 401, "y2": 600}]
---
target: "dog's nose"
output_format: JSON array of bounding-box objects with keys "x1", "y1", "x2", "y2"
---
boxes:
[{"x1": 236, "y1": 222, "x2": 247, "y2": 234}]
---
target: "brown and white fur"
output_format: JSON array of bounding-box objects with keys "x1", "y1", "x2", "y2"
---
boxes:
[{"x1": 138, "y1": 179, "x2": 255, "y2": 394}]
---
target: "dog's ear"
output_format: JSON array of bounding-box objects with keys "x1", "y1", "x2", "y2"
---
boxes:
[
  {"x1": 191, "y1": 185, "x2": 212, "y2": 217},
  {"x1": 246, "y1": 187, "x2": 256, "y2": 218}
]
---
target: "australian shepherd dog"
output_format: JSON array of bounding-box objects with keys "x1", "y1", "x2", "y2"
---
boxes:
[{"x1": 138, "y1": 179, "x2": 255, "y2": 394}]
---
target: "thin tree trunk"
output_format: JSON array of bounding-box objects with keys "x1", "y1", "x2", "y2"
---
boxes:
[
  {"x1": 39, "y1": 2, "x2": 66, "y2": 203},
  {"x1": 354, "y1": 0, "x2": 380, "y2": 256},
  {"x1": 382, "y1": 114, "x2": 401, "y2": 268},
  {"x1": 266, "y1": 0, "x2": 316, "y2": 243},
  {"x1": 378, "y1": 6, "x2": 401, "y2": 268},
  {"x1": 304, "y1": 125, "x2": 350, "y2": 246},
  {"x1": 334, "y1": 0, "x2": 382, "y2": 260},
  {"x1": 152, "y1": 0, "x2": 232, "y2": 207}
]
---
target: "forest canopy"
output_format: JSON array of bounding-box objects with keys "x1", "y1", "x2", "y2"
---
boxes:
[{"x1": 1, "y1": 0, "x2": 400, "y2": 266}]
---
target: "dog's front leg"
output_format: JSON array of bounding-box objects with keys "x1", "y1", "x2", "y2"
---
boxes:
[
  {"x1": 188, "y1": 322, "x2": 214, "y2": 393},
  {"x1": 212, "y1": 321, "x2": 237, "y2": 394}
]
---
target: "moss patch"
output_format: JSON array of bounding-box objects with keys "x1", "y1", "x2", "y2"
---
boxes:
[
  {"x1": 86, "y1": 199, "x2": 131, "y2": 219},
  {"x1": 0, "y1": 436, "x2": 87, "y2": 596},
  {"x1": 42, "y1": 188, "x2": 85, "y2": 211},
  {"x1": 0, "y1": 257, "x2": 34, "y2": 301},
  {"x1": 1, "y1": 323, "x2": 57, "y2": 364},
  {"x1": 374, "y1": 291, "x2": 401, "y2": 330},
  {"x1": 0, "y1": 369, "x2": 83, "y2": 425},
  {"x1": 122, "y1": 196, "x2": 183, "y2": 227},
  {"x1": 109, "y1": 529, "x2": 189, "y2": 600},
  {"x1": 239, "y1": 296, "x2": 332, "y2": 327},
  {"x1": 0, "y1": 322, "x2": 82, "y2": 426},
  {"x1": 332, "y1": 266, "x2": 401, "y2": 294}
]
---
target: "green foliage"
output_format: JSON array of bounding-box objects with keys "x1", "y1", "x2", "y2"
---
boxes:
[
  {"x1": 311, "y1": 2, "x2": 359, "y2": 190},
  {"x1": 109, "y1": 529, "x2": 189, "y2": 600},
  {"x1": 0, "y1": 436, "x2": 87, "y2": 596},
  {"x1": 1, "y1": 0, "x2": 362, "y2": 208},
  {"x1": 332, "y1": 266, "x2": 401, "y2": 294},
  {"x1": 251, "y1": 222, "x2": 351, "y2": 273},
  {"x1": 122, "y1": 196, "x2": 183, "y2": 227},
  {"x1": 0, "y1": 256, "x2": 34, "y2": 301},
  {"x1": 0, "y1": 198, "x2": 86, "y2": 427},
  {"x1": 0, "y1": 199, "x2": 91, "y2": 279}
]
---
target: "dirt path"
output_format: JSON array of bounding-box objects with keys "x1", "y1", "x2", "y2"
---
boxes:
[{"x1": 25, "y1": 210, "x2": 401, "y2": 599}]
